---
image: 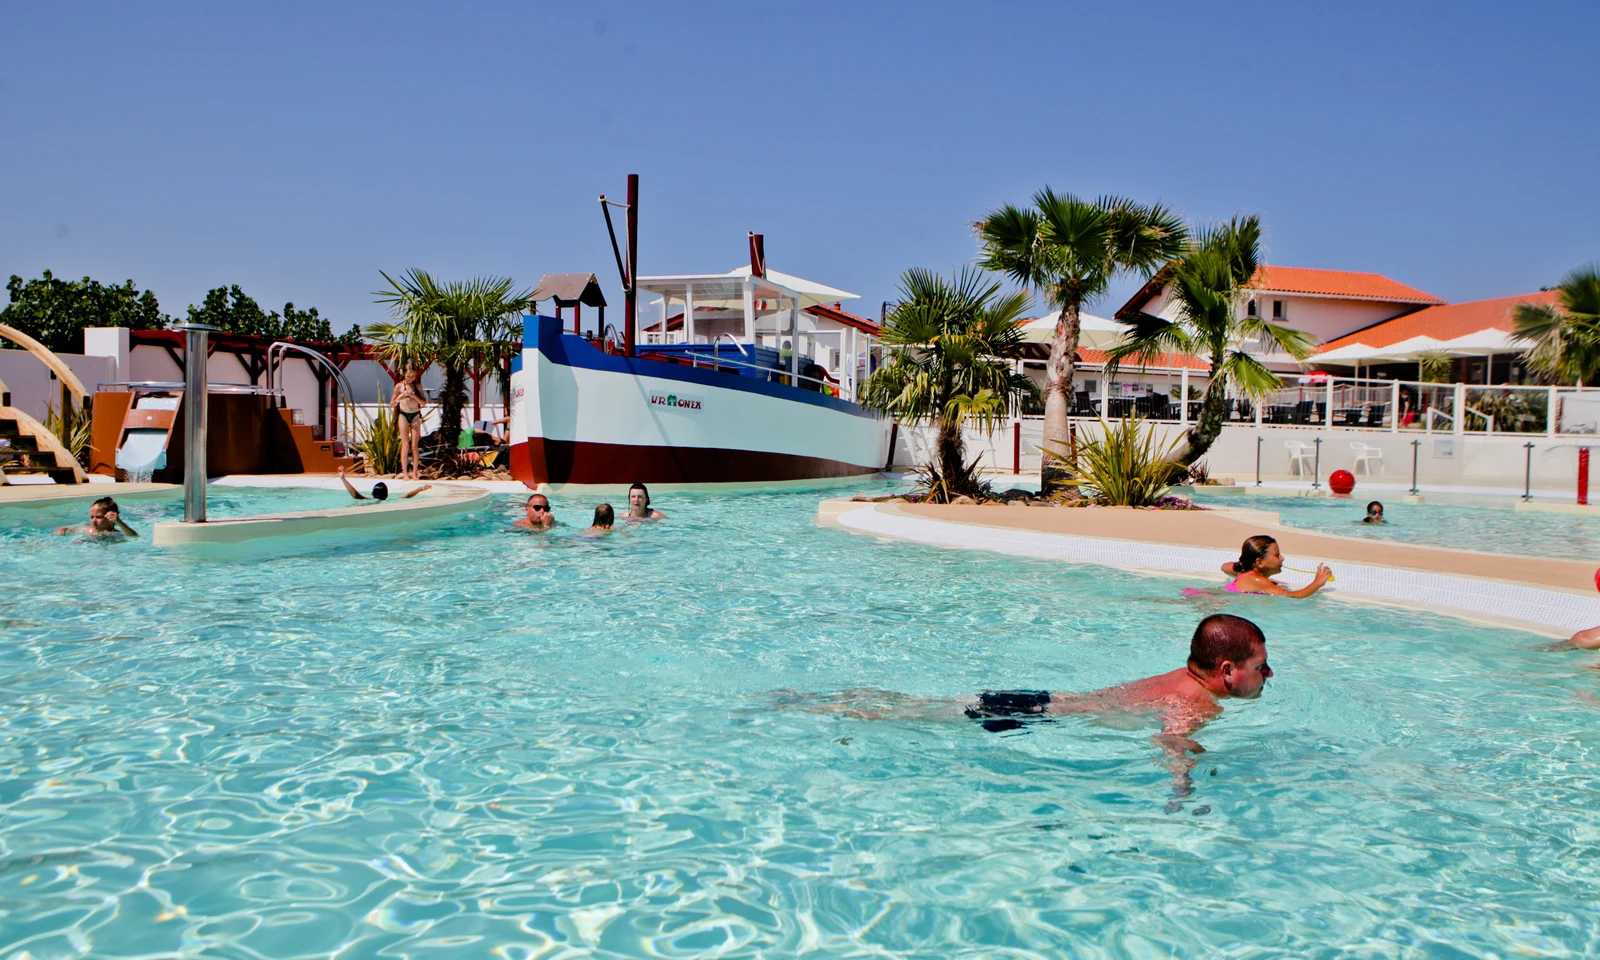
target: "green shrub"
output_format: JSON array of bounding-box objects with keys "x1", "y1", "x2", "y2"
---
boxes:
[
  {"x1": 359, "y1": 406, "x2": 400, "y2": 475},
  {"x1": 44, "y1": 394, "x2": 92, "y2": 464},
  {"x1": 1047, "y1": 415, "x2": 1185, "y2": 506}
]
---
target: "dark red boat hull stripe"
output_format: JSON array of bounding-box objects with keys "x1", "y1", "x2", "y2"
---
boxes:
[{"x1": 508, "y1": 438, "x2": 881, "y2": 488}]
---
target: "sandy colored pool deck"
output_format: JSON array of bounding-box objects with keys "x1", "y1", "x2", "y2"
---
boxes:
[
  {"x1": 0, "y1": 481, "x2": 179, "y2": 506},
  {"x1": 817, "y1": 498, "x2": 1600, "y2": 636}
]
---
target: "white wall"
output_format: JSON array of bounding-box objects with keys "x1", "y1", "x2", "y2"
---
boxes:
[
  {"x1": 892, "y1": 418, "x2": 1592, "y2": 492},
  {"x1": 0, "y1": 350, "x2": 115, "y2": 420}
]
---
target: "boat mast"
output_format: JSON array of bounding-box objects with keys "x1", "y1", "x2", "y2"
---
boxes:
[
  {"x1": 599, "y1": 173, "x2": 640, "y2": 356},
  {"x1": 625, "y1": 174, "x2": 638, "y2": 357}
]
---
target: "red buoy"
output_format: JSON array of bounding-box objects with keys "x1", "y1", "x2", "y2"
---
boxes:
[
  {"x1": 1329, "y1": 469, "x2": 1356, "y2": 496},
  {"x1": 1593, "y1": 567, "x2": 1599, "y2": 593}
]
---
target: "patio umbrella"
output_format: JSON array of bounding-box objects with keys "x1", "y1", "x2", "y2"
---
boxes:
[
  {"x1": 1019, "y1": 311, "x2": 1127, "y2": 349},
  {"x1": 1436, "y1": 328, "x2": 1520, "y2": 384}
]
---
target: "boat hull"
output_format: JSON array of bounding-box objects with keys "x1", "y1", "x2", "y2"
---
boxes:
[{"x1": 508, "y1": 315, "x2": 891, "y2": 488}]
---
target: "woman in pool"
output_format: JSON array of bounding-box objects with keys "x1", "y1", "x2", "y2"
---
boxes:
[
  {"x1": 1363, "y1": 501, "x2": 1385, "y2": 524},
  {"x1": 1218, "y1": 535, "x2": 1332, "y2": 598},
  {"x1": 626, "y1": 482, "x2": 666, "y2": 520},
  {"x1": 390, "y1": 367, "x2": 426, "y2": 481}
]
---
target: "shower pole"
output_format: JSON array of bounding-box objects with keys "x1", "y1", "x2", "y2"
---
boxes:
[{"x1": 176, "y1": 323, "x2": 218, "y2": 523}]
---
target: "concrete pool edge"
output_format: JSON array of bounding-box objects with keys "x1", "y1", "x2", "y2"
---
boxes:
[
  {"x1": 815, "y1": 498, "x2": 1600, "y2": 637},
  {"x1": 153, "y1": 484, "x2": 492, "y2": 546},
  {"x1": 0, "y1": 482, "x2": 181, "y2": 508}
]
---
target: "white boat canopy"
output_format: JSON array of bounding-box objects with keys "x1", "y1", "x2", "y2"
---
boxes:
[{"x1": 636, "y1": 267, "x2": 857, "y2": 311}]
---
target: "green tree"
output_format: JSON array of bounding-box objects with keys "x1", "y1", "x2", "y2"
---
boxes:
[
  {"x1": 861, "y1": 267, "x2": 1036, "y2": 500},
  {"x1": 977, "y1": 189, "x2": 1187, "y2": 495},
  {"x1": 1513, "y1": 263, "x2": 1600, "y2": 385},
  {"x1": 1, "y1": 270, "x2": 168, "y2": 353},
  {"x1": 185, "y1": 285, "x2": 358, "y2": 343},
  {"x1": 368, "y1": 270, "x2": 531, "y2": 458},
  {"x1": 1106, "y1": 216, "x2": 1314, "y2": 466}
]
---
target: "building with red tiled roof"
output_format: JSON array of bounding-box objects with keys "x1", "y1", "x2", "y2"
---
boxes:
[
  {"x1": 1117, "y1": 264, "x2": 1449, "y2": 372},
  {"x1": 1246, "y1": 266, "x2": 1443, "y2": 306},
  {"x1": 1318, "y1": 290, "x2": 1555, "y2": 352},
  {"x1": 1076, "y1": 347, "x2": 1208, "y2": 371}
]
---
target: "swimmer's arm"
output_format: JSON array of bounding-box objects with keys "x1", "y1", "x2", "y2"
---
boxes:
[
  {"x1": 1219, "y1": 561, "x2": 1237, "y2": 576},
  {"x1": 337, "y1": 467, "x2": 367, "y2": 500},
  {"x1": 401, "y1": 484, "x2": 432, "y2": 500},
  {"x1": 106, "y1": 511, "x2": 138, "y2": 536}
]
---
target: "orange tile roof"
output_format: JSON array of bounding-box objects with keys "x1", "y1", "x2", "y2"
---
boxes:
[
  {"x1": 1247, "y1": 266, "x2": 1444, "y2": 304},
  {"x1": 1318, "y1": 290, "x2": 1558, "y2": 352},
  {"x1": 1077, "y1": 346, "x2": 1209, "y2": 371}
]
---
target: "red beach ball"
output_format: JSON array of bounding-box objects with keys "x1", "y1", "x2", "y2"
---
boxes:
[
  {"x1": 1329, "y1": 469, "x2": 1356, "y2": 495},
  {"x1": 1593, "y1": 567, "x2": 1600, "y2": 593}
]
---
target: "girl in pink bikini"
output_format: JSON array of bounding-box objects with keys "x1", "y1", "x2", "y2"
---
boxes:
[{"x1": 1219, "y1": 535, "x2": 1332, "y2": 598}]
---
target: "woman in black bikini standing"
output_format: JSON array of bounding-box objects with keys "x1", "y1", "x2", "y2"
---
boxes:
[{"x1": 391, "y1": 367, "x2": 426, "y2": 481}]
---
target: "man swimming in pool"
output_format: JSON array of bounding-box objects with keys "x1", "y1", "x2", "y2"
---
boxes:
[
  {"x1": 338, "y1": 467, "x2": 430, "y2": 502},
  {"x1": 54, "y1": 496, "x2": 139, "y2": 537},
  {"x1": 816, "y1": 614, "x2": 1273, "y2": 803},
  {"x1": 513, "y1": 493, "x2": 555, "y2": 531}
]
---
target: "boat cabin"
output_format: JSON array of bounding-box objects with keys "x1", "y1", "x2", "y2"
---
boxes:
[{"x1": 636, "y1": 265, "x2": 880, "y2": 400}]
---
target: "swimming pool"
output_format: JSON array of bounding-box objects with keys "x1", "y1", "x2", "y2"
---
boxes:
[
  {"x1": 5, "y1": 485, "x2": 1600, "y2": 956},
  {"x1": 1192, "y1": 489, "x2": 1600, "y2": 560}
]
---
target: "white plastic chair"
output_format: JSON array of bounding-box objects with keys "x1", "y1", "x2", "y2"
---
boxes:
[
  {"x1": 1350, "y1": 441, "x2": 1384, "y2": 476},
  {"x1": 1285, "y1": 440, "x2": 1315, "y2": 478}
]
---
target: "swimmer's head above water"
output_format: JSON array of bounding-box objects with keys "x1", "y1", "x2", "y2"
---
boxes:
[
  {"x1": 1229, "y1": 535, "x2": 1282, "y2": 576},
  {"x1": 1188, "y1": 613, "x2": 1272, "y2": 699},
  {"x1": 1364, "y1": 500, "x2": 1384, "y2": 523}
]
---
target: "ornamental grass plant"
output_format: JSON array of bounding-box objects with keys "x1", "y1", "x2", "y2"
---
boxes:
[{"x1": 1046, "y1": 415, "x2": 1186, "y2": 506}]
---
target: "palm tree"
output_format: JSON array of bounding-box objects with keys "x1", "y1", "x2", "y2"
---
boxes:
[
  {"x1": 861, "y1": 267, "x2": 1036, "y2": 500},
  {"x1": 1105, "y1": 216, "x2": 1314, "y2": 466},
  {"x1": 977, "y1": 188, "x2": 1187, "y2": 495},
  {"x1": 368, "y1": 270, "x2": 530, "y2": 460},
  {"x1": 1513, "y1": 263, "x2": 1600, "y2": 385}
]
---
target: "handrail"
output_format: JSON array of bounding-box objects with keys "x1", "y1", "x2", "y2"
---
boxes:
[
  {"x1": 268, "y1": 341, "x2": 369, "y2": 440},
  {"x1": 96, "y1": 380, "x2": 282, "y2": 395},
  {"x1": 1462, "y1": 404, "x2": 1495, "y2": 436},
  {"x1": 641, "y1": 348, "x2": 838, "y2": 393}
]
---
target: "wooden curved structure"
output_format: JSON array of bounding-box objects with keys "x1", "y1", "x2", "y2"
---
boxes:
[
  {"x1": 0, "y1": 322, "x2": 89, "y2": 402},
  {"x1": 0, "y1": 322, "x2": 89, "y2": 484}
]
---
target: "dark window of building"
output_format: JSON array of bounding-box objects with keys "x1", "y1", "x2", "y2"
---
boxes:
[
  {"x1": 1272, "y1": 299, "x2": 1286, "y2": 320},
  {"x1": 1246, "y1": 299, "x2": 1257, "y2": 317}
]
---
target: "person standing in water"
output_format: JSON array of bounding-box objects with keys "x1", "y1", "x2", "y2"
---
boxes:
[
  {"x1": 390, "y1": 366, "x2": 426, "y2": 481},
  {"x1": 513, "y1": 493, "x2": 555, "y2": 531},
  {"x1": 1363, "y1": 501, "x2": 1385, "y2": 524},
  {"x1": 626, "y1": 482, "x2": 666, "y2": 520},
  {"x1": 55, "y1": 497, "x2": 138, "y2": 537},
  {"x1": 1217, "y1": 535, "x2": 1332, "y2": 597}
]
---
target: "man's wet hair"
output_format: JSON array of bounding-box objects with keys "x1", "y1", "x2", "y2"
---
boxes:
[
  {"x1": 527, "y1": 493, "x2": 549, "y2": 505},
  {"x1": 372, "y1": 482, "x2": 389, "y2": 501},
  {"x1": 593, "y1": 503, "x2": 614, "y2": 528},
  {"x1": 91, "y1": 496, "x2": 119, "y2": 513},
  {"x1": 1188, "y1": 614, "x2": 1266, "y2": 673}
]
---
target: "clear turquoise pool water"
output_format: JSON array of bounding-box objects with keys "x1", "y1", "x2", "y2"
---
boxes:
[
  {"x1": 5, "y1": 486, "x2": 1600, "y2": 957},
  {"x1": 1191, "y1": 490, "x2": 1600, "y2": 561}
]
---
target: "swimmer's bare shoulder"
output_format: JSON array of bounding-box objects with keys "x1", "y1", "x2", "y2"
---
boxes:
[{"x1": 1048, "y1": 669, "x2": 1221, "y2": 718}]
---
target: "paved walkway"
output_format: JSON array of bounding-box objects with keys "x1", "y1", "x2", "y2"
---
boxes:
[{"x1": 817, "y1": 499, "x2": 1600, "y2": 636}]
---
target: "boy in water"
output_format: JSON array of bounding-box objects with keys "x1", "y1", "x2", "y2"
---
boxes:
[
  {"x1": 55, "y1": 497, "x2": 139, "y2": 538},
  {"x1": 338, "y1": 467, "x2": 430, "y2": 502},
  {"x1": 513, "y1": 493, "x2": 556, "y2": 531},
  {"x1": 817, "y1": 614, "x2": 1273, "y2": 803}
]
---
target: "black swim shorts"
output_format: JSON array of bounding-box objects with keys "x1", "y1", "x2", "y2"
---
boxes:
[{"x1": 965, "y1": 689, "x2": 1053, "y2": 732}]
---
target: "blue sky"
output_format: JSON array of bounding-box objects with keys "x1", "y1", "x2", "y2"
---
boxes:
[{"x1": 2, "y1": 1, "x2": 1595, "y2": 333}]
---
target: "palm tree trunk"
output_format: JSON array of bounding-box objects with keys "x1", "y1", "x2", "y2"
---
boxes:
[
  {"x1": 936, "y1": 416, "x2": 966, "y2": 500},
  {"x1": 1179, "y1": 362, "x2": 1229, "y2": 467},
  {"x1": 1040, "y1": 303, "x2": 1081, "y2": 496},
  {"x1": 435, "y1": 362, "x2": 467, "y2": 458}
]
